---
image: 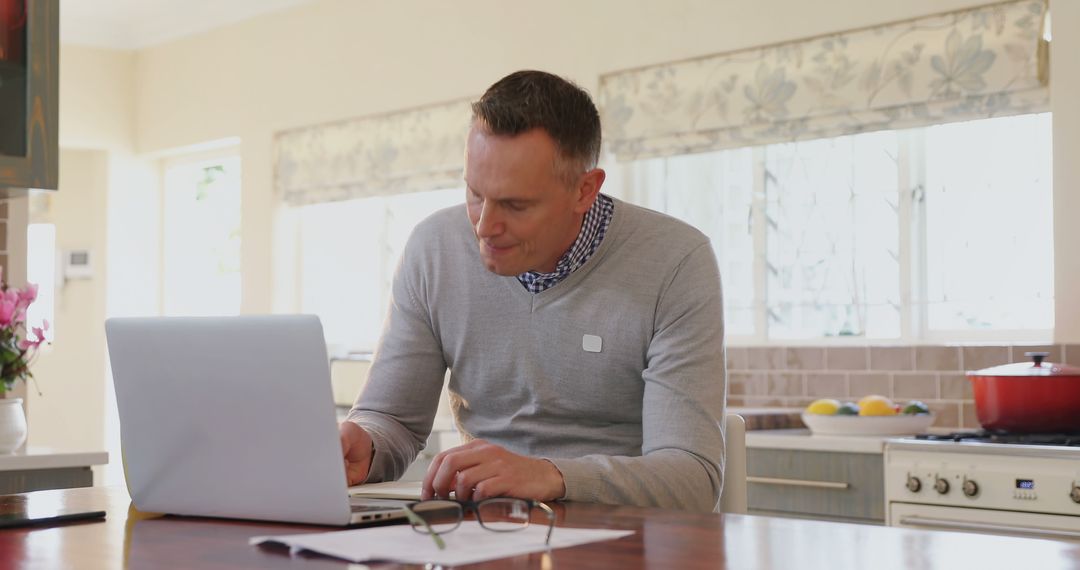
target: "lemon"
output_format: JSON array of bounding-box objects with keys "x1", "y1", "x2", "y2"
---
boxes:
[
  {"x1": 858, "y1": 395, "x2": 898, "y2": 416},
  {"x1": 805, "y1": 398, "x2": 841, "y2": 415}
]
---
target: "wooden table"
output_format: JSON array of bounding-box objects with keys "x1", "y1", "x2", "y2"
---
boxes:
[{"x1": 1, "y1": 486, "x2": 1079, "y2": 569}]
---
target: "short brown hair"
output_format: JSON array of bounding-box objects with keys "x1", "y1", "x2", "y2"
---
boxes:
[{"x1": 472, "y1": 70, "x2": 602, "y2": 185}]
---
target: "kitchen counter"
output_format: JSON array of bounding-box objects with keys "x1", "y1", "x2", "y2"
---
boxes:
[
  {"x1": 0, "y1": 447, "x2": 108, "y2": 494},
  {"x1": 746, "y1": 428, "x2": 893, "y2": 454},
  {"x1": 729, "y1": 406, "x2": 805, "y2": 430},
  {"x1": 0, "y1": 448, "x2": 108, "y2": 471}
]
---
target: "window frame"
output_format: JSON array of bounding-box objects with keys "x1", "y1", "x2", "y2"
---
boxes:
[
  {"x1": 721, "y1": 116, "x2": 1054, "y2": 346},
  {"x1": 158, "y1": 145, "x2": 243, "y2": 317}
]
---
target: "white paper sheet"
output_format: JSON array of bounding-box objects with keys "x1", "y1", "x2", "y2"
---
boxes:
[
  {"x1": 250, "y1": 521, "x2": 634, "y2": 565},
  {"x1": 347, "y1": 480, "x2": 423, "y2": 500}
]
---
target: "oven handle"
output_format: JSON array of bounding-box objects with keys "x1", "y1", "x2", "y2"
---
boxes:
[
  {"x1": 898, "y1": 516, "x2": 1080, "y2": 540},
  {"x1": 746, "y1": 476, "x2": 849, "y2": 490}
]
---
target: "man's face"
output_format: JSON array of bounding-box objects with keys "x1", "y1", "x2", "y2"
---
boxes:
[{"x1": 464, "y1": 126, "x2": 601, "y2": 276}]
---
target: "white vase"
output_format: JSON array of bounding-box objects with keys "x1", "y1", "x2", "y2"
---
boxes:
[{"x1": 0, "y1": 398, "x2": 27, "y2": 454}]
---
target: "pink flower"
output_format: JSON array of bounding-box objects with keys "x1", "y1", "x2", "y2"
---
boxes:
[
  {"x1": 17, "y1": 320, "x2": 49, "y2": 351},
  {"x1": 17, "y1": 283, "x2": 38, "y2": 308},
  {"x1": 0, "y1": 297, "x2": 15, "y2": 327},
  {"x1": 1, "y1": 279, "x2": 44, "y2": 391}
]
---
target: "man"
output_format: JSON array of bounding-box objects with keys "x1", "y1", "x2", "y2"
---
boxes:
[{"x1": 340, "y1": 70, "x2": 726, "y2": 512}]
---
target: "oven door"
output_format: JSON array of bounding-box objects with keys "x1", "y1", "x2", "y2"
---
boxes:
[{"x1": 890, "y1": 503, "x2": 1080, "y2": 541}]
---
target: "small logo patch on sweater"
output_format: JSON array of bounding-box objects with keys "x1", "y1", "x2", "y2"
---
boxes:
[{"x1": 582, "y1": 334, "x2": 602, "y2": 353}]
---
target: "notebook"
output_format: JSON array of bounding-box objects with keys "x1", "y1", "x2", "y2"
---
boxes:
[{"x1": 105, "y1": 314, "x2": 413, "y2": 526}]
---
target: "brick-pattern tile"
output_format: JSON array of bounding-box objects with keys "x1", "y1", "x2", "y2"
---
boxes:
[
  {"x1": 1009, "y1": 344, "x2": 1062, "y2": 364},
  {"x1": 805, "y1": 373, "x2": 847, "y2": 398},
  {"x1": 870, "y1": 347, "x2": 914, "y2": 371},
  {"x1": 747, "y1": 347, "x2": 786, "y2": 370},
  {"x1": 848, "y1": 373, "x2": 890, "y2": 399},
  {"x1": 727, "y1": 372, "x2": 751, "y2": 396},
  {"x1": 786, "y1": 347, "x2": 825, "y2": 370},
  {"x1": 961, "y1": 346, "x2": 1010, "y2": 371},
  {"x1": 741, "y1": 372, "x2": 794, "y2": 396},
  {"x1": 739, "y1": 396, "x2": 785, "y2": 408},
  {"x1": 767, "y1": 372, "x2": 804, "y2": 396},
  {"x1": 939, "y1": 373, "x2": 973, "y2": 400},
  {"x1": 826, "y1": 347, "x2": 868, "y2": 370},
  {"x1": 927, "y1": 401, "x2": 961, "y2": 429},
  {"x1": 892, "y1": 373, "x2": 938, "y2": 400},
  {"x1": 786, "y1": 397, "x2": 817, "y2": 409},
  {"x1": 727, "y1": 347, "x2": 749, "y2": 370},
  {"x1": 915, "y1": 346, "x2": 961, "y2": 371},
  {"x1": 961, "y1": 402, "x2": 981, "y2": 429}
]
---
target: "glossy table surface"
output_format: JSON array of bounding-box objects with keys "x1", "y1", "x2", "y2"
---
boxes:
[{"x1": 1, "y1": 486, "x2": 1080, "y2": 569}]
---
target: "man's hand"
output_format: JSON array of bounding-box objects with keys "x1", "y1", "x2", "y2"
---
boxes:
[
  {"x1": 339, "y1": 421, "x2": 374, "y2": 486},
  {"x1": 422, "y1": 439, "x2": 566, "y2": 502}
]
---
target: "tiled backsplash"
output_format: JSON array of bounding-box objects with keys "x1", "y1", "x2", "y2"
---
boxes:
[{"x1": 727, "y1": 344, "x2": 1079, "y2": 430}]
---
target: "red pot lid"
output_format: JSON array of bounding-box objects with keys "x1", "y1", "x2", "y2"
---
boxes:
[{"x1": 967, "y1": 351, "x2": 1080, "y2": 377}]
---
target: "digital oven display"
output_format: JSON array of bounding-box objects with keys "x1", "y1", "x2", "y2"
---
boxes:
[{"x1": 1016, "y1": 479, "x2": 1035, "y2": 490}]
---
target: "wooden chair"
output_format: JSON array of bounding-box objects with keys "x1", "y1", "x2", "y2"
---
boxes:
[{"x1": 719, "y1": 413, "x2": 747, "y2": 514}]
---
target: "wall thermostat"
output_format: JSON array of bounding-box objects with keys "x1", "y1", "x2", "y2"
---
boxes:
[{"x1": 63, "y1": 249, "x2": 93, "y2": 280}]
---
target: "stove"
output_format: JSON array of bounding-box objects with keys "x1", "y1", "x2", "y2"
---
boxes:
[
  {"x1": 885, "y1": 432, "x2": 1080, "y2": 541},
  {"x1": 913, "y1": 431, "x2": 1080, "y2": 446}
]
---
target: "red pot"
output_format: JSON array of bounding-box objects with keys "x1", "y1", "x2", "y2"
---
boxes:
[{"x1": 967, "y1": 352, "x2": 1080, "y2": 433}]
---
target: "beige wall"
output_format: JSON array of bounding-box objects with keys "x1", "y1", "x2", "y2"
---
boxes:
[
  {"x1": 27, "y1": 150, "x2": 109, "y2": 464},
  {"x1": 57, "y1": 47, "x2": 136, "y2": 149},
  {"x1": 18, "y1": 46, "x2": 145, "y2": 483}
]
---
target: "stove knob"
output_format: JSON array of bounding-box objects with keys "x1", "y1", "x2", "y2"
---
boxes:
[
  {"x1": 962, "y1": 479, "x2": 979, "y2": 497},
  {"x1": 906, "y1": 476, "x2": 922, "y2": 493},
  {"x1": 1071, "y1": 485, "x2": 1080, "y2": 504},
  {"x1": 935, "y1": 477, "x2": 950, "y2": 495}
]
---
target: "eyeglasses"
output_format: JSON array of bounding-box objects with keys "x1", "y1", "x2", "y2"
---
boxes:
[{"x1": 403, "y1": 498, "x2": 556, "y2": 550}]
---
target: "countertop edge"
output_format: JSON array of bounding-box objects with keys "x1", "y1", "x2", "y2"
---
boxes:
[
  {"x1": 746, "y1": 429, "x2": 890, "y2": 454},
  {"x1": 0, "y1": 450, "x2": 109, "y2": 471}
]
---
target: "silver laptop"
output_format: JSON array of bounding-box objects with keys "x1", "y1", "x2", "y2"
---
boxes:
[{"x1": 105, "y1": 314, "x2": 414, "y2": 526}]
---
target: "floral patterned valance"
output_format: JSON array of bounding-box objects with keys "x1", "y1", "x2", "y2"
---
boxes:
[
  {"x1": 600, "y1": 0, "x2": 1049, "y2": 161},
  {"x1": 276, "y1": 99, "x2": 473, "y2": 206}
]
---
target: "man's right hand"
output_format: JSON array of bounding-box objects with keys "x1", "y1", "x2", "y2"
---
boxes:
[{"x1": 339, "y1": 421, "x2": 374, "y2": 485}]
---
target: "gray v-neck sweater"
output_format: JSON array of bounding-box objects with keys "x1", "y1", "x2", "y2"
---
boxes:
[{"x1": 348, "y1": 197, "x2": 727, "y2": 512}]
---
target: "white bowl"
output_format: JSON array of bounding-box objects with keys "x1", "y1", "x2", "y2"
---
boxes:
[{"x1": 800, "y1": 412, "x2": 936, "y2": 436}]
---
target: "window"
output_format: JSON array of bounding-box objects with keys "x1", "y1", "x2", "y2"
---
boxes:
[
  {"x1": 296, "y1": 187, "x2": 463, "y2": 351},
  {"x1": 25, "y1": 223, "x2": 55, "y2": 342},
  {"x1": 161, "y1": 155, "x2": 242, "y2": 316},
  {"x1": 610, "y1": 113, "x2": 1053, "y2": 342}
]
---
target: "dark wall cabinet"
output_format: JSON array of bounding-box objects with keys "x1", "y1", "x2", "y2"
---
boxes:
[{"x1": 0, "y1": 0, "x2": 58, "y2": 196}]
